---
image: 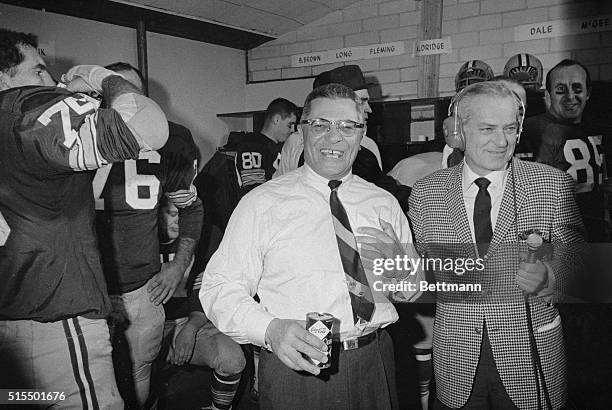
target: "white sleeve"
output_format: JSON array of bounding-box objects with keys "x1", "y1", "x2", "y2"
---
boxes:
[
  {"x1": 199, "y1": 195, "x2": 275, "y2": 346},
  {"x1": 273, "y1": 131, "x2": 303, "y2": 178},
  {"x1": 442, "y1": 144, "x2": 454, "y2": 169},
  {"x1": 394, "y1": 197, "x2": 425, "y2": 301}
]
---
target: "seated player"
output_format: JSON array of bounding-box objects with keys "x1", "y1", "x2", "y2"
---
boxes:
[{"x1": 159, "y1": 196, "x2": 246, "y2": 410}]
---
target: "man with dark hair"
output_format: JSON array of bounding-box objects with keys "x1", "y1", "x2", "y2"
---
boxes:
[
  {"x1": 275, "y1": 64, "x2": 412, "y2": 211},
  {"x1": 264, "y1": 98, "x2": 299, "y2": 135},
  {"x1": 226, "y1": 97, "x2": 298, "y2": 196},
  {"x1": 545, "y1": 59, "x2": 591, "y2": 97},
  {"x1": 95, "y1": 62, "x2": 203, "y2": 407},
  {"x1": 522, "y1": 59, "x2": 607, "y2": 242},
  {"x1": 201, "y1": 83, "x2": 422, "y2": 409},
  {"x1": 105, "y1": 61, "x2": 146, "y2": 88},
  {"x1": 0, "y1": 29, "x2": 168, "y2": 408},
  {"x1": 0, "y1": 28, "x2": 52, "y2": 85}
]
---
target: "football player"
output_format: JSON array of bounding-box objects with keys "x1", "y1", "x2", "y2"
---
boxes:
[
  {"x1": 226, "y1": 97, "x2": 298, "y2": 196},
  {"x1": 0, "y1": 29, "x2": 168, "y2": 408},
  {"x1": 158, "y1": 197, "x2": 245, "y2": 410},
  {"x1": 504, "y1": 53, "x2": 546, "y2": 118},
  {"x1": 93, "y1": 62, "x2": 203, "y2": 407},
  {"x1": 522, "y1": 59, "x2": 608, "y2": 242}
]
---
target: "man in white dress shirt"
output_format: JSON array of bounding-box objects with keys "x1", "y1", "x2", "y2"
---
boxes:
[{"x1": 201, "y1": 83, "x2": 422, "y2": 409}]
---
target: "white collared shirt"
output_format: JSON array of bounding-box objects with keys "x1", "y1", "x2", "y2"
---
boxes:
[
  {"x1": 461, "y1": 162, "x2": 509, "y2": 244},
  {"x1": 200, "y1": 165, "x2": 412, "y2": 346}
]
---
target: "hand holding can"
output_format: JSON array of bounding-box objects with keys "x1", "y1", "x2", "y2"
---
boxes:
[{"x1": 306, "y1": 312, "x2": 334, "y2": 369}]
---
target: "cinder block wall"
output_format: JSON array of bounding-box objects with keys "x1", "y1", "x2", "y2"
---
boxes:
[{"x1": 248, "y1": 0, "x2": 612, "y2": 100}]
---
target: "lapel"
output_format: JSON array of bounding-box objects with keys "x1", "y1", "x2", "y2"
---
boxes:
[
  {"x1": 444, "y1": 162, "x2": 475, "y2": 257},
  {"x1": 487, "y1": 158, "x2": 528, "y2": 257}
]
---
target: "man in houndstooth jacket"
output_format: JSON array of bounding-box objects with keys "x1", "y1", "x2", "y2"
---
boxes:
[{"x1": 409, "y1": 81, "x2": 585, "y2": 409}]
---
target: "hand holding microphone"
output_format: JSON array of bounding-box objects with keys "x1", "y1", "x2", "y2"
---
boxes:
[{"x1": 516, "y1": 232, "x2": 548, "y2": 295}]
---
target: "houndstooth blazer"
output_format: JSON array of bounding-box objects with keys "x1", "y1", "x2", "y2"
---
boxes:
[{"x1": 409, "y1": 158, "x2": 585, "y2": 410}]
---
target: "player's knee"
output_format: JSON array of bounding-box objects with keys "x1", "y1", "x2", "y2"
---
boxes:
[{"x1": 215, "y1": 345, "x2": 246, "y2": 376}]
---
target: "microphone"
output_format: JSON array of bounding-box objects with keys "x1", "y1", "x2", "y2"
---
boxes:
[
  {"x1": 525, "y1": 232, "x2": 543, "y2": 263},
  {"x1": 522, "y1": 230, "x2": 553, "y2": 409}
]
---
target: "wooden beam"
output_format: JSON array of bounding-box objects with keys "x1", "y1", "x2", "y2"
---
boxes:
[
  {"x1": 136, "y1": 18, "x2": 149, "y2": 96},
  {"x1": 416, "y1": 0, "x2": 443, "y2": 98}
]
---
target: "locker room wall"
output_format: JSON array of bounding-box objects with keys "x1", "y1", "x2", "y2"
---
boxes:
[{"x1": 246, "y1": 0, "x2": 612, "y2": 107}]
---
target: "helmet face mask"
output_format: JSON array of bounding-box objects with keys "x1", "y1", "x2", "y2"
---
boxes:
[
  {"x1": 504, "y1": 53, "x2": 543, "y2": 90},
  {"x1": 455, "y1": 60, "x2": 494, "y2": 92}
]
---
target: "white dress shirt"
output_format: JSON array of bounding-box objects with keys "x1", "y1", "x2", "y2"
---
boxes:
[
  {"x1": 441, "y1": 144, "x2": 454, "y2": 168},
  {"x1": 461, "y1": 161, "x2": 509, "y2": 245},
  {"x1": 200, "y1": 164, "x2": 412, "y2": 346}
]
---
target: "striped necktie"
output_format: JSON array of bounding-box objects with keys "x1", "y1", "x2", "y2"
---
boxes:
[{"x1": 328, "y1": 180, "x2": 375, "y2": 329}]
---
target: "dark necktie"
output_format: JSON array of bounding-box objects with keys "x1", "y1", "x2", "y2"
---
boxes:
[
  {"x1": 474, "y1": 177, "x2": 493, "y2": 257},
  {"x1": 328, "y1": 180, "x2": 375, "y2": 329}
]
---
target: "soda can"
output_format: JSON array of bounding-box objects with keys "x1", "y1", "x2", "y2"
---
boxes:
[{"x1": 306, "y1": 312, "x2": 334, "y2": 369}]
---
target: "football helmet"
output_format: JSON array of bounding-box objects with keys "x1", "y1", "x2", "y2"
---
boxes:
[
  {"x1": 455, "y1": 60, "x2": 494, "y2": 92},
  {"x1": 504, "y1": 53, "x2": 543, "y2": 90}
]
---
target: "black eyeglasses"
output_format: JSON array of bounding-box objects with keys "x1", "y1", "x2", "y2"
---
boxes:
[{"x1": 300, "y1": 118, "x2": 365, "y2": 137}]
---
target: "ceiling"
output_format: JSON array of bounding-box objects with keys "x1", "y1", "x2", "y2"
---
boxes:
[
  {"x1": 111, "y1": 0, "x2": 362, "y2": 38},
  {"x1": 0, "y1": 0, "x2": 364, "y2": 49}
]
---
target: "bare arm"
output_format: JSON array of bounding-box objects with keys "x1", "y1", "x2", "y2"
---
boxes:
[{"x1": 149, "y1": 237, "x2": 198, "y2": 305}]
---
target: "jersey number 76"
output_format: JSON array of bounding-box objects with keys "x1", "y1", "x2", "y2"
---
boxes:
[{"x1": 93, "y1": 151, "x2": 161, "y2": 210}]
